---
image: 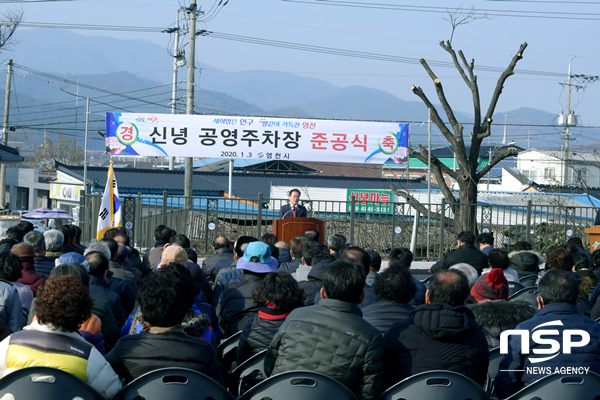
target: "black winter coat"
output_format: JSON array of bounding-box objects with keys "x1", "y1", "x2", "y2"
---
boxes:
[
  {"x1": 362, "y1": 301, "x2": 415, "y2": 334},
  {"x1": 298, "y1": 258, "x2": 334, "y2": 305},
  {"x1": 508, "y1": 250, "x2": 544, "y2": 279},
  {"x1": 106, "y1": 327, "x2": 225, "y2": 385},
  {"x1": 237, "y1": 315, "x2": 286, "y2": 364},
  {"x1": 470, "y1": 300, "x2": 536, "y2": 348},
  {"x1": 202, "y1": 248, "x2": 234, "y2": 279},
  {"x1": 0, "y1": 238, "x2": 18, "y2": 252},
  {"x1": 33, "y1": 255, "x2": 55, "y2": 279},
  {"x1": 265, "y1": 299, "x2": 383, "y2": 400},
  {"x1": 216, "y1": 271, "x2": 266, "y2": 337},
  {"x1": 410, "y1": 277, "x2": 426, "y2": 306},
  {"x1": 431, "y1": 244, "x2": 489, "y2": 274},
  {"x1": 383, "y1": 302, "x2": 489, "y2": 388}
]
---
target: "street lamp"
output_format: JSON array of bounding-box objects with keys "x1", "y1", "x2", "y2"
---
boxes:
[{"x1": 487, "y1": 141, "x2": 515, "y2": 191}]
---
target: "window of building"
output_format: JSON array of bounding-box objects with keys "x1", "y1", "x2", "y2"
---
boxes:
[{"x1": 544, "y1": 168, "x2": 555, "y2": 180}]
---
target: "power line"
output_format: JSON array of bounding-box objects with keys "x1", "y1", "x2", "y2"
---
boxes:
[
  {"x1": 280, "y1": 0, "x2": 600, "y2": 20},
  {"x1": 199, "y1": 31, "x2": 565, "y2": 78}
]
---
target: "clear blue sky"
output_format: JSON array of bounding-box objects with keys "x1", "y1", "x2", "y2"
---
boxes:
[{"x1": 9, "y1": 0, "x2": 600, "y2": 135}]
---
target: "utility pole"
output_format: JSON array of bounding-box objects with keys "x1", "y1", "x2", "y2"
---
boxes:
[
  {"x1": 563, "y1": 56, "x2": 575, "y2": 186},
  {"x1": 527, "y1": 131, "x2": 531, "y2": 150},
  {"x1": 83, "y1": 97, "x2": 90, "y2": 195},
  {"x1": 427, "y1": 108, "x2": 431, "y2": 259},
  {"x1": 0, "y1": 60, "x2": 13, "y2": 210},
  {"x1": 168, "y1": 8, "x2": 183, "y2": 171},
  {"x1": 184, "y1": 0, "x2": 197, "y2": 209},
  {"x1": 502, "y1": 114, "x2": 507, "y2": 145}
]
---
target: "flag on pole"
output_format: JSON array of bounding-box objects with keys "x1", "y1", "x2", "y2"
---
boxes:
[{"x1": 96, "y1": 159, "x2": 122, "y2": 240}]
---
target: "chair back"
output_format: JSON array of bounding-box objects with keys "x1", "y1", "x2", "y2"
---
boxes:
[
  {"x1": 508, "y1": 287, "x2": 539, "y2": 309},
  {"x1": 239, "y1": 370, "x2": 358, "y2": 400},
  {"x1": 0, "y1": 366, "x2": 104, "y2": 400},
  {"x1": 112, "y1": 367, "x2": 234, "y2": 400},
  {"x1": 217, "y1": 330, "x2": 242, "y2": 372},
  {"x1": 577, "y1": 297, "x2": 593, "y2": 317},
  {"x1": 507, "y1": 372, "x2": 600, "y2": 400},
  {"x1": 519, "y1": 274, "x2": 538, "y2": 288},
  {"x1": 484, "y1": 347, "x2": 504, "y2": 395},
  {"x1": 230, "y1": 349, "x2": 267, "y2": 396},
  {"x1": 508, "y1": 281, "x2": 525, "y2": 297},
  {"x1": 379, "y1": 370, "x2": 490, "y2": 400}
]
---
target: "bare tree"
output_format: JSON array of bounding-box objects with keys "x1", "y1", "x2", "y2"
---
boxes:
[
  {"x1": 441, "y1": 4, "x2": 492, "y2": 45},
  {"x1": 0, "y1": 8, "x2": 23, "y2": 51},
  {"x1": 391, "y1": 41, "x2": 527, "y2": 233},
  {"x1": 27, "y1": 131, "x2": 84, "y2": 171}
]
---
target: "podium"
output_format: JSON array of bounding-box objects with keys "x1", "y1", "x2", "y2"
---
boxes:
[
  {"x1": 585, "y1": 226, "x2": 600, "y2": 253},
  {"x1": 273, "y1": 217, "x2": 325, "y2": 245}
]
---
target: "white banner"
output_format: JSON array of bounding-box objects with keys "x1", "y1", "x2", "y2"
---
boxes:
[{"x1": 106, "y1": 113, "x2": 409, "y2": 165}]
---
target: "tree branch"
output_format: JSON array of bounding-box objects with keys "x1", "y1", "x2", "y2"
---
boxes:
[
  {"x1": 414, "y1": 144, "x2": 459, "y2": 181},
  {"x1": 411, "y1": 85, "x2": 454, "y2": 141},
  {"x1": 390, "y1": 184, "x2": 456, "y2": 228},
  {"x1": 440, "y1": 41, "x2": 471, "y2": 87},
  {"x1": 481, "y1": 42, "x2": 528, "y2": 133},
  {"x1": 458, "y1": 50, "x2": 482, "y2": 131},
  {"x1": 476, "y1": 148, "x2": 518, "y2": 180},
  {"x1": 419, "y1": 58, "x2": 462, "y2": 134}
]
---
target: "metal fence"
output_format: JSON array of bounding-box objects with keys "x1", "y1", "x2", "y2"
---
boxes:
[{"x1": 78, "y1": 192, "x2": 597, "y2": 259}]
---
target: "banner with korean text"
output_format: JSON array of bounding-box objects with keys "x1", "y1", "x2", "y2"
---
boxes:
[{"x1": 105, "y1": 113, "x2": 409, "y2": 165}]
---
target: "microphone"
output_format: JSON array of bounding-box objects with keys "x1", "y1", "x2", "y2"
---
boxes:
[{"x1": 281, "y1": 204, "x2": 296, "y2": 219}]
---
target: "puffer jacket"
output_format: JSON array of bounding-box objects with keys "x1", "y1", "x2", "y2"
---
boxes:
[
  {"x1": 362, "y1": 301, "x2": 415, "y2": 334},
  {"x1": 265, "y1": 298, "x2": 383, "y2": 400},
  {"x1": 108, "y1": 259, "x2": 138, "y2": 293},
  {"x1": 217, "y1": 272, "x2": 266, "y2": 337},
  {"x1": 383, "y1": 302, "x2": 489, "y2": 388},
  {"x1": 237, "y1": 318, "x2": 284, "y2": 365},
  {"x1": 509, "y1": 250, "x2": 544, "y2": 279},
  {"x1": 0, "y1": 239, "x2": 18, "y2": 253},
  {"x1": 298, "y1": 258, "x2": 335, "y2": 306},
  {"x1": 106, "y1": 325, "x2": 224, "y2": 386},
  {"x1": 32, "y1": 313, "x2": 105, "y2": 356},
  {"x1": 0, "y1": 321, "x2": 121, "y2": 399},
  {"x1": 105, "y1": 271, "x2": 136, "y2": 315},
  {"x1": 33, "y1": 255, "x2": 55, "y2": 279},
  {"x1": 211, "y1": 269, "x2": 243, "y2": 308},
  {"x1": 410, "y1": 277, "x2": 426, "y2": 306},
  {"x1": 495, "y1": 303, "x2": 600, "y2": 398},
  {"x1": 0, "y1": 280, "x2": 26, "y2": 333},
  {"x1": 470, "y1": 300, "x2": 536, "y2": 348}
]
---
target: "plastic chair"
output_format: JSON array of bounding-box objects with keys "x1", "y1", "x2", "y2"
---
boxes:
[
  {"x1": 508, "y1": 287, "x2": 539, "y2": 309},
  {"x1": 577, "y1": 297, "x2": 593, "y2": 317},
  {"x1": 0, "y1": 366, "x2": 104, "y2": 400},
  {"x1": 484, "y1": 347, "x2": 503, "y2": 395},
  {"x1": 519, "y1": 274, "x2": 539, "y2": 288},
  {"x1": 229, "y1": 349, "x2": 267, "y2": 396},
  {"x1": 509, "y1": 281, "x2": 525, "y2": 297},
  {"x1": 217, "y1": 330, "x2": 242, "y2": 373},
  {"x1": 112, "y1": 367, "x2": 234, "y2": 400},
  {"x1": 380, "y1": 370, "x2": 490, "y2": 400},
  {"x1": 507, "y1": 372, "x2": 600, "y2": 400},
  {"x1": 239, "y1": 370, "x2": 359, "y2": 400}
]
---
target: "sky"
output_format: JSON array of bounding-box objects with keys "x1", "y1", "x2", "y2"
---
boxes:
[{"x1": 6, "y1": 0, "x2": 600, "y2": 146}]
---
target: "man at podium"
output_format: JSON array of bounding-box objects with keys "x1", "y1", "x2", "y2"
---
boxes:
[{"x1": 279, "y1": 188, "x2": 307, "y2": 219}]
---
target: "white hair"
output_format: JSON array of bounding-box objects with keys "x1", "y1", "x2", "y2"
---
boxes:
[
  {"x1": 84, "y1": 242, "x2": 111, "y2": 260},
  {"x1": 450, "y1": 263, "x2": 479, "y2": 288},
  {"x1": 43, "y1": 230, "x2": 64, "y2": 253}
]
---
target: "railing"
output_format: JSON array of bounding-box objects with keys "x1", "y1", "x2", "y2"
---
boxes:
[{"x1": 78, "y1": 192, "x2": 596, "y2": 259}]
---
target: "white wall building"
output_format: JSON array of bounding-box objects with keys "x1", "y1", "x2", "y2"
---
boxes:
[{"x1": 516, "y1": 149, "x2": 600, "y2": 187}]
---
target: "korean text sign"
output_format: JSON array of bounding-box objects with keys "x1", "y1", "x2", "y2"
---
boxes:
[
  {"x1": 105, "y1": 113, "x2": 409, "y2": 165},
  {"x1": 347, "y1": 190, "x2": 393, "y2": 214}
]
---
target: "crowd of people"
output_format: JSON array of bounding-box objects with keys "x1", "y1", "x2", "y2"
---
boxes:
[{"x1": 0, "y1": 220, "x2": 597, "y2": 399}]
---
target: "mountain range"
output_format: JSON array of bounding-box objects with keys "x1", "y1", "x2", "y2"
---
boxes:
[{"x1": 1, "y1": 28, "x2": 576, "y2": 157}]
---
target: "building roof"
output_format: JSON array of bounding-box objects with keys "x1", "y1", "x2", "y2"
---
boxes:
[
  {"x1": 0, "y1": 144, "x2": 24, "y2": 164},
  {"x1": 56, "y1": 162, "x2": 435, "y2": 199},
  {"x1": 195, "y1": 159, "x2": 319, "y2": 174},
  {"x1": 504, "y1": 166, "x2": 531, "y2": 184}
]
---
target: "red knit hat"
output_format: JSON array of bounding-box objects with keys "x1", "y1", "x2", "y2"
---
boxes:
[{"x1": 470, "y1": 268, "x2": 509, "y2": 302}]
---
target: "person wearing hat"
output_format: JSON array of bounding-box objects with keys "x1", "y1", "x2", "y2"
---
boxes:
[
  {"x1": 470, "y1": 268, "x2": 535, "y2": 348},
  {"x1": 11, "y1": 243, "x2": 45, "y2": 296},
  {"x1": 216, "y1": 242, "x2": 278, "y2": 337}
]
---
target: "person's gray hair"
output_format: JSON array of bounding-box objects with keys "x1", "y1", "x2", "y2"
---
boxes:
[
  {"x1": 24, "y1": 231, "x2": 45, "y2": 253},
  {"x1": 84, "y1": 242, "x2": 111, "y2": 260},
  {"x1": 275, "y1": 241, "x2": 289, "y2": 250},
  {"x1": 43, "y1": 230, "x2": 64, "y2": 253},
  {"x1": 327, "y1": 234, "x2": 347, "y2": 252},
  {"x1": 450, "y1": 263, "x2": 479, "y2": 288}
]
